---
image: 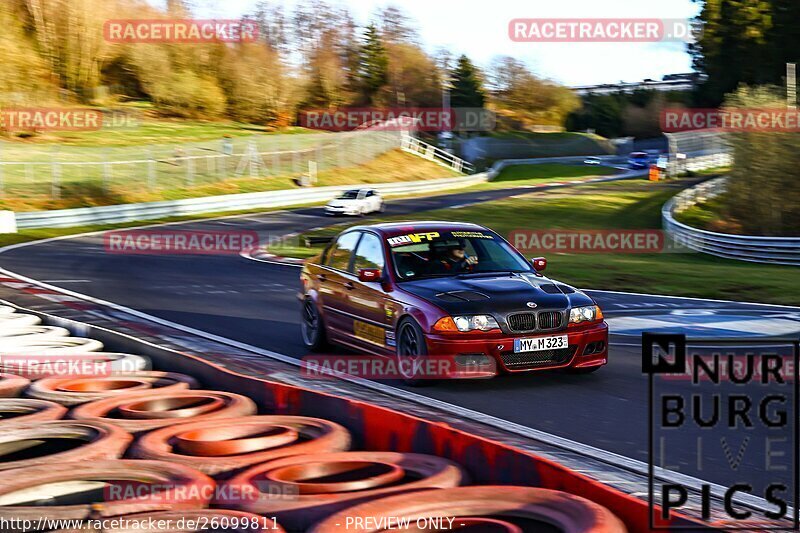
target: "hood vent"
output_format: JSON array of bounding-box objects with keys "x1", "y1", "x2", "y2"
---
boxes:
[
  {"x1": 539, "y1": 283, "x2": 576, "y2": 295},
  {"x1": 435, "y1": 290, "x2": 490, "y2": 302}
]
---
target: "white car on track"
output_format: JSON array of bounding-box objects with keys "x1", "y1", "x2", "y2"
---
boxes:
[{"x1": 324, "y1": 189, "x2": 384, "y2": 216}]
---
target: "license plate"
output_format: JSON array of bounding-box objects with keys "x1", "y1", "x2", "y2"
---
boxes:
[{"x1": 514, "y1": 334, "x2": 568, "y2": 353}]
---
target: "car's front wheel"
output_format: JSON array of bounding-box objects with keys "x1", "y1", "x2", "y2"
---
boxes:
[
  {"x1": 301, "y1": 298, "x2": 328, "y2": 351},
  {"x1": 397, "y1": 318, "x2": 432, "y2": 386}
]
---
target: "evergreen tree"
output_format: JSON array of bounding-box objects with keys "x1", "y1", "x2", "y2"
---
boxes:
[
  {"x1": 358, "y1": 23, "x2": 389, "y2": 104},
  {"x1": 691, "y1": 0, "x2": 782, "y2": 105},
  {"x1": 449, "y1": 55, "x2": 485, "y2": 108}
]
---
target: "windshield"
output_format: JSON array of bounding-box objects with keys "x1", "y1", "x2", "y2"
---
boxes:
[
  {"x1": 387, "y1": 230, "x2": 532, "y2": 281},
  {"x1": 338, "y1": 191, "x2": 360, "y2": 199}
]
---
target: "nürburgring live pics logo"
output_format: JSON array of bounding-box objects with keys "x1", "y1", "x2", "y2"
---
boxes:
[{"x1": 644, "y1": 332, "x2": 799, "y2": 530}]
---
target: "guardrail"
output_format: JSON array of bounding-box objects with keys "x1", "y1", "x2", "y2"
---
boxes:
[
  {"x1": 400, "y1": 134, "x2": 473, "y2": 173},
  {"x1": 663, "y1": 177, "x2": 800, "y2": 266},
  {"x1": 14, "y1": 173, "x2": 489, "y2": 229}
]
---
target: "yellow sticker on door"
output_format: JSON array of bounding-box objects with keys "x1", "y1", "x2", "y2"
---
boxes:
[{"x1": 354, "y1": 320, "x2": 385, "y2": 346}]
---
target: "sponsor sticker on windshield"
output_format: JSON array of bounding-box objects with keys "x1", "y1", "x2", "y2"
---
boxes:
[
  {"x1": 450, "y1": 231, "x2": 494, "y2": 239},
  {"x1": 387, "y1": 232, "x2": 440, "y2": 247}
]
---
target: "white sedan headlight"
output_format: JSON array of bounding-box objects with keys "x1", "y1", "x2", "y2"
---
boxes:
[
  {"x1": 569, "y1": 305, "x2": 603, "y2": 324},
  {"x1": 453, "y1": 315, "x2": 499, "y2": 332}
]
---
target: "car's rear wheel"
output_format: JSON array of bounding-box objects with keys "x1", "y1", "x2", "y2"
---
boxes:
[
  {"x1": 377, "y1": 200, "x2": 385, "y2": 213},
  {"x1": 397, "y1": 319, "x2": 432, "y2": 387},
  {"x1": 301, "y1": 298, "x2": 328, "y2": 351}
]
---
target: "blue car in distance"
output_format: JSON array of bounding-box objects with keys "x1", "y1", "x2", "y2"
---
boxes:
[{"x1": 627, "y1": 151, "x2": 651, "y2": 169}]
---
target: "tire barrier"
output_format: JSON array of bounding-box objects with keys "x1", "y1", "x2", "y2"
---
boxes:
[
  {"x1": 131, "y1": 416, "x2": 352, "y2": 476},
  {"x1": 70, "y1": 390, "x2": 257, "y2": 433},
  {"x1": 0, "y1": 373, "x2": 29, "y2": 397},
  {"x1": 0, "y1": 420, "x2": 131, "y2": 471},
  {"x1": 0, "y1": 398, "x2": 67, "y2": 424},
  {"x1": 51, "y1": 509, "x2": 286, "y2": 532},
  {"x1": 0, "y1": 313, "x2": 42, "y2": 328},
  {"x1": 0, "y1": 326, "x2": 70, "y2": 347},
  {"x1": 0, "y1": 460, "x2": 214, "y2": 527},
  {"x1": 26, "y1": 371, "x2": 198, "y2": 406},
  {"x1": 218, "y1": 452, "x2": 468, "y2": 531},
  {"x1": 309, "y1": 486, "x2": 628, "y2": 533}
]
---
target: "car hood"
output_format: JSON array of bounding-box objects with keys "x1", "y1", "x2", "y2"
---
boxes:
[
  {"x1": 330, "y1": 198, "x2": 359, "y2": 204},
  {"x1": 398, "y1": 272, "x2": 595, "y2": 315}
]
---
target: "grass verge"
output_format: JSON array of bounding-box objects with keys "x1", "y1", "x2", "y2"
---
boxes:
[{"x1": 493, "y1": 163, "x2": 617, "y2": 182}]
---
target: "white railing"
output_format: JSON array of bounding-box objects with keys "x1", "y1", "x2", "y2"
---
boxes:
[
  {"x1": 400, "y1": 133, "x2": 473, "y2": 173},
  {"x1": 663, "y1": 177, "x2": 800, "y2": 266}
]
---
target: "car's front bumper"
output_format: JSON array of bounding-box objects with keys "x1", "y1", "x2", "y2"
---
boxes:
[
  {"x1": 325, "y1": 206, "x2": 360, "y2": 216},
  {"x1": 424, "y1": 321, "x2": 608, "y2": 377}
]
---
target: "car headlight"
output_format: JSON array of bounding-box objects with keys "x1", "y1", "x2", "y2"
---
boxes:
[
  {"x1": 569, "y1": 305, "x2": 603, "y2": 324},
  {"x1": 433, "y1": 315, "x2": 500, "y2": 332},
  {"x1": 454, "y1": 315, "x2": 500, "y2": 332}
]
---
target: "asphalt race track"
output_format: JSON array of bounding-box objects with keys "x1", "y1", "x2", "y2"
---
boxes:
[{"x1": 2, "y1": 181, "x2": 799, "y2": 495}]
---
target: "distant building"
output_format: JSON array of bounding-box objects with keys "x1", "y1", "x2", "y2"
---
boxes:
[{"x1": 571, "y1": 73, "x2": 699, "y2": 96}]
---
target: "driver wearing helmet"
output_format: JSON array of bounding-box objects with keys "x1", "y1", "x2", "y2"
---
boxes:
[{"x1": 428, "y1": 238, "x2": 478, "y2": 274}]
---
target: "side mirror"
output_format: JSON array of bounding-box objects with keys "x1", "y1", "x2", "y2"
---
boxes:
[
  {"x1": 531, "y1": 257, "x2": 547, "y2": 271},
  {"x1": 358, "y1": 268, "x2": 382, "y2": 282}
]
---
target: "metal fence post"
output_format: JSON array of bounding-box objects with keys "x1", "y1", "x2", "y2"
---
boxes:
[
  {"x1": 103, "y1": 150, "x2": 111, "y2": 191},
  {"x1": 187, "y1": 149, "x2": 195, "y2": 186},
  {"x1": 147, "y1": 147, "x2": 156, "y2": 189},
  {"x1": 249, "y1": 140, "x2": 258, "y2": 178},
  {"x1": 293, "y1": 136, "x2": 300, "y2": 174},
  {"x1": 51, "y1": 151, "x2": 61, "y2": 199}
]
